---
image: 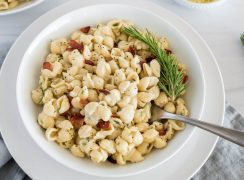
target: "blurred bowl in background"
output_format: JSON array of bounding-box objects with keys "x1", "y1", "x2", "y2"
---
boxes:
[
  {"x1": 173, "y1": 0, "x2": 227, "y2": 9},
  {"x1": 0, "y1": 0, "x2": 45, "y2": 16}
]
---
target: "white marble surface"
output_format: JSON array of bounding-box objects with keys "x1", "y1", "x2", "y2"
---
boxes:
[{"x1": 0, "y1": 0, "x2": 244, "y2": 114}]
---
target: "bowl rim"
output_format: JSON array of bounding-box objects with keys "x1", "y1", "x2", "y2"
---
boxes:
[
  {"x1": 0, "y1": 0, "x2": 45, "y2": 16},
  {"x1": 15, "y1": 2, "x2": 206, "y2": 178}
]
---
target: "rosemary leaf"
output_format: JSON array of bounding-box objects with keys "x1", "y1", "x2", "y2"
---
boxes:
[{"x1": 121, "y1": 26, "x2": 186, "y2": 101}]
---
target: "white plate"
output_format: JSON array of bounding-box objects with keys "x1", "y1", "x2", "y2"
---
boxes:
[
  {"x1": 0, "y1": 0, "x2": 45, "y2": 16},
  {"x1": 16, "y1": 2, "x2": 206, "y2": 177},
  {"x1": 0, "y1": 0, "x2": 225, "y2": 180}
]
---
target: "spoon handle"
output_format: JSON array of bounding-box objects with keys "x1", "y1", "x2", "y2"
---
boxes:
[{"x1": 163, "y1": 112, "x2": 244, "y2": 147}]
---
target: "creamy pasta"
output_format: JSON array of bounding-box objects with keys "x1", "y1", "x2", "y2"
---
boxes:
[{"x1": 31, "y1": 20, "x2": 189, "y2": 165}]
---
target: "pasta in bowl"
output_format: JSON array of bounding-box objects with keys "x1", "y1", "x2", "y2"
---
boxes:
[
  {"x1": 16, "y1": 4, "x2": 205, "y2": 177},
  {"x1": 31, "y1": 19, "x2": 189, "y2": 165}
]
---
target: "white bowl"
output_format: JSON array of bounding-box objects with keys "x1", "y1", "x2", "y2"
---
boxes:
[
  {"x1": 16, "y1": 3, "x2": 205, "y2": 178},
  {"x1": 0, "y1": 0, "x2": 44, "y2": 16}
]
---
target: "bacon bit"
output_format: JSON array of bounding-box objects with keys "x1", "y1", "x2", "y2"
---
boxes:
[
  {"x1": 80, "y1": 26, "x2": 91, "y2": 33},
  {"x1": 69, "y1": 114, "x2": 85, "y2": 129},
  {"x1": 139, "y1": 60, "x2": 146, "y2": 67},
  {"x1": 98, "y1": 89, "x2": 110, "y2": 95},
  {"x1": 158, "y1": 129, "x2": 166, "y2": 136},
  {"x1": 111, "y1": 114, "x2": 119, "y2": 118},
  {"x1": 164, "y1": 48, "x2": 172, "y2": 55},
  {"x1": 97, "y1": 120, "x2": 111, "y2": 130},
  {"x1": 68, "y1": 40, "x2": 84, "y2": 52},
  {"x1": 61, "y1": 108, "x2": 74, "y2": 119},
  {"x1": 183, "y1": 75, "x2": 188, "y2": 84},
  {"x1": 85, "y1": 60, "x2": 95, "y2": 66},
  {"x1": 42, "y1": 62, "x2": 52, "y2": 70},
  {"x1": 66, "y1": 48, "x2": 74, "y2": 52},
  {"x1": 128, "y1": 46, "x2": 137, "y2": 55},
  {"x1": 80, "y1": 99, "x2": 89, "y2": 106}
]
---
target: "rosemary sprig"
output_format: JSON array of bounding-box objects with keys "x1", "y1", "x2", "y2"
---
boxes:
[
  {"x1": 241, "y1": 32, "x2": 244, "y2": 46},
  {"x1": 121, "y1": 26, "x2": 186, "y2": 101}
]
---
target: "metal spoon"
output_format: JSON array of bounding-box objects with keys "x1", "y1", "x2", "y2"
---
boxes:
[{"x1": 151, "y1": 105, "x2": 244, "y2": 147}]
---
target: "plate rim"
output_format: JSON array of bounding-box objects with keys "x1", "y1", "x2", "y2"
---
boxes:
[
  {"x1": 0, "y1": 0, "x2": 225, "y2": 179},
  {"x1": 15, "y1": 2, "x2": 206, "y2": 178}
]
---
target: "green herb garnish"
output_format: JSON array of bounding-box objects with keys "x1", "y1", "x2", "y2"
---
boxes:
[{"x1": 121, "y1": 26, "x2": 186, "y2": 101}]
